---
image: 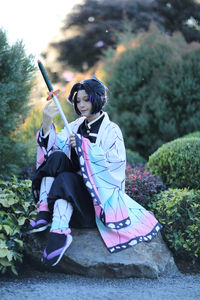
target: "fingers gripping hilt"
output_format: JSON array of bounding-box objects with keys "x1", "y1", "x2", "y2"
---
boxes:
[{"x1": 37, "y1": 60, "x2": 72, "y2": 135}]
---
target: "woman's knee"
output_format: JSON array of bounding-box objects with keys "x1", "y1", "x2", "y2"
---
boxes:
[
  {"x1": 54, "y1": 171, "x2": 77, "y2": 185},
  {"x1": 48, "y1": 152, "x2": 73, "y2": 174},
  {"x1": 48, "y1": 151, "x2": 67, "y2": 163}
]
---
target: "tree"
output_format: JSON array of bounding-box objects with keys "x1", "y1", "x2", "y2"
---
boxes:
[
  {"x1": 44, "y1": 0, "x2": 155, "y2": 73},
  {"x1": 102, "y1": 26, "x2": 200, "y2": 158},
  {"x1": 44, "y1": 0, "x2": 200, "y2": 75},
  {"x1": 0, "y1": 29, "x2": 35, "y2": 177},
  {"x1": 153, "y1": 0, "x2": 200, "y2": 42}
]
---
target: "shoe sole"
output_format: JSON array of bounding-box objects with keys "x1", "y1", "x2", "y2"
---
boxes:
[
  {"x1": 27, "y1": 224, "x2": 50, "y2": 234},
  {"x1": 52, "y1": 234, "x2": 73, "y2": 267}
]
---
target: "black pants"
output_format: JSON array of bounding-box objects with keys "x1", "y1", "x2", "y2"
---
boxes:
[{"x1": 32, "y1": 151, "x2": 96, "y2": 228}]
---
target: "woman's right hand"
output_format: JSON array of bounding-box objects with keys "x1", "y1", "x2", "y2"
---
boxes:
[{"x1": 42, "y1": 100, "x2": 59, "y2": 135}]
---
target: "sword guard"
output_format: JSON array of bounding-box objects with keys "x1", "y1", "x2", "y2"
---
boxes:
[{"x1": 46, "y1": 89, "x2": 60, "y2": 101}]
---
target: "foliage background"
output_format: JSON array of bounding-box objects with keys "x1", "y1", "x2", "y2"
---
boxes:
[
  {"x1": 1, "y1": 0, "x2": 200, "y2": 274},
  {"x1": 102, "y1": 25, "x2": 200, "y2": 158},
  {"x1": 43, "y1": 0, "x2": 200, "y2": 75},
  {"x1": 0, "y1": 29, "x2": 35, "y2": 178}
]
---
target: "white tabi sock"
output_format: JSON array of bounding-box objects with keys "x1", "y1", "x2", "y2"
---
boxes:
[
  {"x1": 37, "y1": 177, "x2": 55, "y2": 212},
  {"x1": 50, "y1": 199, "x2": 73, "y2": 234}
]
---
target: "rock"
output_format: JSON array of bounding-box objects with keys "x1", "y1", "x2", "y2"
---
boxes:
[{"x1": 24, "y1": 228, "x2": 179, "y2": 279}]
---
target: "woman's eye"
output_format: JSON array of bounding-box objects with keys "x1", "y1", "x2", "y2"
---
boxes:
[
  {"x1": 85, "y1": 98, "x2": 89, "y2": 102},
  {"x1": 77, "y1": 100, "x2": 80, "y2": 103}
]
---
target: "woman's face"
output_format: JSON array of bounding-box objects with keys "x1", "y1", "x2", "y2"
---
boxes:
[{"x1": 76, "y1": 89, "x2": 92, "y2": 118}]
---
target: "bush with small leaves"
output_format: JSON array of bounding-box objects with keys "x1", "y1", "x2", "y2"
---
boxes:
[
  {"x1": 149, "y1": 188, "x2": 200, "y2": 262},
  {"x1": 182, "y1": 131, "x2": 200, "y2": 139},
  {"x1": 147, "y1": 137, "x2": 200, "y2": 189},
  {"x1": 125, "y1": 165, "x2": 166, "y2": 209}
]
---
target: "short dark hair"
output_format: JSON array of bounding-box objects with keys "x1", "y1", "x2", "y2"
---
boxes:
[{"x1": 68, "y1": 78, "x2": 107, "y2": 115}]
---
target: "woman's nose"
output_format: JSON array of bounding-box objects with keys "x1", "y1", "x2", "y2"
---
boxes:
[{"x1": 79, "y1": 101, "x2": 85, "y2": 107}]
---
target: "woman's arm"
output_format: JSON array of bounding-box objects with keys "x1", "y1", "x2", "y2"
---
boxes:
[
  {"x1": 36, "y1": 101, "x2": 69, "y2": 168},
  {"x1": 42, "y1": 100, "x2": 59, "y2": 135}
]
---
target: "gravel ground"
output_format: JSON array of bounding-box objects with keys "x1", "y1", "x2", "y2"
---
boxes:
[{"x1": 0, "y1": 272, "x2": 200, "y2": 300}]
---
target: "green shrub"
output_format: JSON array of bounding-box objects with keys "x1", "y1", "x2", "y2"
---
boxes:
[
  {"x1": 147, "y1": 137, "x2": 200, "y2": 189},
  {"x1": 149, "y1": 188, "x2": 200, "y2": 262},
  {"x1": 103, "y1": 26, "x2": 200, "y2": 158},
  {"x1": 182, "y1": 131, "x2": 200, "y2": 139},
  {"x1": 0, "y1": 176, "x2": 36, "y2": 275},
  {"x1": 126, "y1": 149, "x2": 146, "y2": 164}
]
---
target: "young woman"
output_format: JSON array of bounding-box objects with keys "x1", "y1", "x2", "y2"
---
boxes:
[{"x1": 28, "y1": 77, "x2": 162, "y2": 267}]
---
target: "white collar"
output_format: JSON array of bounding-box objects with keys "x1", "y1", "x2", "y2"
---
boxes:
[
  {"x1": 95, "y1": 112, "x2": 110, "y2": 146},
  {"x1": 86, "y1": 112, "x2": 105, "y2": 129}
]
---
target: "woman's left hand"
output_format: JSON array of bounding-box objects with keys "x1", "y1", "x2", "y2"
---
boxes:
[{"x1": 70, "y1": 134, "x2": 76, "y2": 148}]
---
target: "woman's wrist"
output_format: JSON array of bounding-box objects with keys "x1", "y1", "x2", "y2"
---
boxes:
[{"x1": 42, "y1": 122, "x2": 52, "y2": 135}]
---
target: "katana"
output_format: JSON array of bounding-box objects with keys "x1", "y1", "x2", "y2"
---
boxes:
[{"x1": 37, "y1": 60, "x2": 72, "y2": 135}]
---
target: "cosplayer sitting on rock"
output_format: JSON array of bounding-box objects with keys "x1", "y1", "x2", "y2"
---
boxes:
[{"x1": 28, "y1": 77, "x2": 162, "y2": 267}]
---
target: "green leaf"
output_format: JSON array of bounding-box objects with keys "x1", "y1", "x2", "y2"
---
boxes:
[
  {"x1": 0, "y1": 248, "x2": 9, "y2": 258},
  {"x1": 18, "y1": 216, "x2": 27, "y2": 226},
  {"x1": 7, "y1": 250, "x2": 13, "y2": 262},
  {"x1": 0, "y1": 258, "x2": 12, "y2": 267},
  {"x1": 11, "y1": 265, "x2": 18, "y2": 276},
  {"x1": 2, "y1": 225, "x2": 13, "y2": 235},
  {"x1": 0, "y1": 194, "x2": 18, "y2": 207},
  {"x1": 14, "y1": 238, "x2": 23, "y2": 248},
  {"x1": 0, "y1": 240, "x2": 7, "y2": 248}
]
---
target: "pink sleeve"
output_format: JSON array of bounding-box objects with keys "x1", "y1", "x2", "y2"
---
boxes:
[{"x1": 35, "y1": 125, "x2": 57, "y2": 169}]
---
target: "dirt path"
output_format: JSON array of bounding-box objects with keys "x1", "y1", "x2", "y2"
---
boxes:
[{"x1": 0, "y1": 272, "x2": 200, "y2": 300}]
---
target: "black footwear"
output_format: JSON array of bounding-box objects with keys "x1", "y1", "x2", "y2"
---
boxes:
[
  {"x1": 27, "y1": 211, "x2": 51, "y2": 233},
  {"x1": 41, "y1": 232, "x2": 72, "y2": 267}
]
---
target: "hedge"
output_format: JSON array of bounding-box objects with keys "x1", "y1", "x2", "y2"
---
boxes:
[
  {"x1": 149, "y1": 188, "x2": 200, "y2": 262},
  {"x1": 147, "y1": 137, "x2": 200, "y2": 189}
]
